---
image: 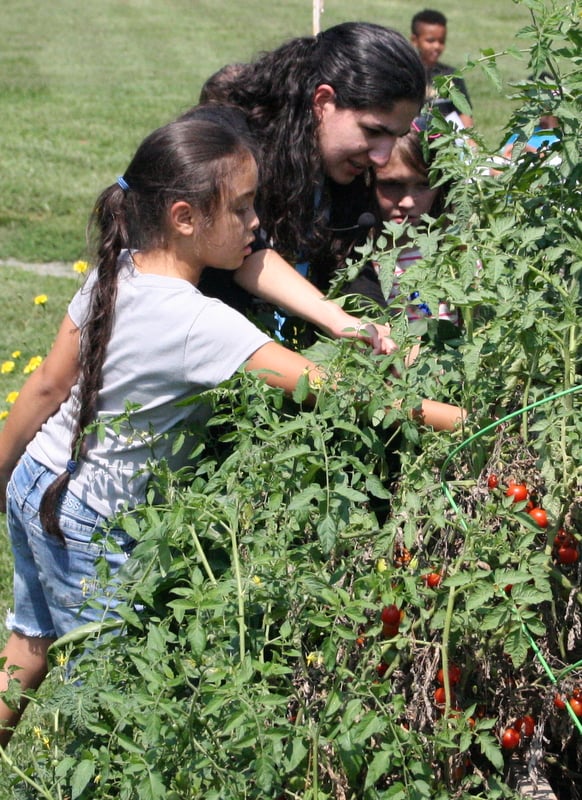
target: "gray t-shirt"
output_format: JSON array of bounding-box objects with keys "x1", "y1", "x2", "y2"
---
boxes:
[{"x1": 27, "y1": 253, "x2": 271, "y2": 517}]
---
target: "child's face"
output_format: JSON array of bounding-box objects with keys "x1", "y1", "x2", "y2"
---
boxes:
[
  {"x1": 198, "y1": 157, "x2": 259, "y2": 270},
  {"x1": 313, "y1": 86, "x2": 420, "y2": 185},
  {"x1": 411, "y1": 23, "x2": 447, "y2": 69},
  {"x1": 375, "y1": 149, "x2": 438, "y2": 233}
]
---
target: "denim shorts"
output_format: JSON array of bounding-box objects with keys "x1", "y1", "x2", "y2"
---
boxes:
[{"x1": 5, "y1": 452, "x2": 136, "y2": 640}]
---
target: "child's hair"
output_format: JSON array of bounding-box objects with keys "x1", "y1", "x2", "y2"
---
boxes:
[
  {"x1": 39, "y1": 119, "x2": 254, "y2": 538},
  {"x1": 192, "y1": 22, "x2": 425, "y2": 260},
  {"x1": 379, "y1": 125, "x2": 450, "y2": 219},
  {"x1": 411, "y1": 9, "x2": 447, "y2": 34},
  {"x1": 199, "y1": 63, "x2": 247, "y2": 104}
]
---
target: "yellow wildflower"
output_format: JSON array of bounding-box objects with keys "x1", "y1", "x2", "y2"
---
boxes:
[
  {"x1": 6, "y1": 391, "x2": 19, "y2": 404},
  {"x1": 56, "y1": 652, "x2": 68, "y2": 667},
  {"x1": 1, "y1": 361, "x2": 15, "y2": 374},
  {"x1": 0, "y1": 411, "x2": 8, "y2": 421},
  {"x1": 73, "y1": 260, "x2": 89, "y2": 274},
  {"x1": 11, "y1": 350, "x2": 21, "y2": 359},
  {"x1": 251, "y1": 575, "x2": 262, "y2": 585},
  {"x1": 23, "y1": 355, "x2": 43, "y2": 374},
  {"x1": 42, "y1": 736, "x2": 50, "y2": 747},
  {"x1": 33, "y1": 726, "x2": 43, "y2": 739},
  {"x1": 34, "y1": 294, "x2": 48, "y2": 305}
]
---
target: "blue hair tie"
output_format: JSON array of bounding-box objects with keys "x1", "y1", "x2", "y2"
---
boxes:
[
  {"x1": 66, "y1": 460, "x2": 78, "y2": 475},
  {"x1": 117, "y1": 175, "x2": 130, "y2": 192}
]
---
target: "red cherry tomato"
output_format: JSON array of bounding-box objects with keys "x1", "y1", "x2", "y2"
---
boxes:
[
  {"x1": 515, "y1": 715, "x2": 535, "y2": 737},
  {"x1": 437, "y1": 664, "x2": 462, "y2": 686},
  {"x1": 487, "y1": 474, "x2": 499, "y2": 489},
  {"x1": 434, "y1": 687, "x2": 447, "y2": 705},
  {"x1": 506, "y1": 482, "x2": 528, "y2": 503},
  {"x1": 423, "y1": 572, "x2": 442, "y2": 588},
  {"x1": 382, "y1": 622, "x2": 400, "y2": 639},
  {"x1": 569, "y1": 698, "x2": 582, "y2": 717},
  {"x1": 381, "y1": 604, "x2": 401, "y2": 626},
  {"x1": 501, "y1": 727, "x2": 521, "y2": 750},
  {"x1": 376, "y1": 661, "x2": 388, "y2": 677},
  {"x1": 554, "y1": 528, "x2": 576, "y2": 547},
  {"x1": 528, "y1": 507, "x2": 548, "y2": 528},
  {"x1": 554, "y1": 694, "x2": 566, "y2": 710},
  {"x1": 558, "y1": 545, "x2": 579, "y2": 564}
]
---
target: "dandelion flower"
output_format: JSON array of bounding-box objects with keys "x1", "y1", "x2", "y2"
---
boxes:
[
  {"x1": 23, "y1": 355, "x2": 43, "y2": 374},
  {"x1": 6, "y1": 391, "x2": 19, "y2": 404},
  {"x1": 1, "y1": 361, "x2": 15, "y2": 374},
  {"x1": 73, "y1": 260, "x2": 88, "y2": 274},
  {"x1": 34, "y1": 294, "x2": 48, "y2": 305},
  {"x1": 11, "y1": 350, "x2": 21, "y2": 359},
  {"x1": 0, "y1": 411, "x2": 8, "y2": 421}
]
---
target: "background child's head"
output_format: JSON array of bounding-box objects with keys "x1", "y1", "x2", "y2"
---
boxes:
[
  {"x1": 375, "y1": 126, "x2": 447, "y2": 236},
  {"x1": 410, "y1": 9, "x2": 448, "y2": 69}
]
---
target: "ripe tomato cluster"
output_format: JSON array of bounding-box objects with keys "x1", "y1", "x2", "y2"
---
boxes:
[
  {"x1": 374, "y1": 604, "x2": 404, "y2": 677},
  {"x1": 553, "y1": 528, "x2": 579, "y2": 565},
  {"x1": 487, "y1": 474, "x2": 580, "y2": 565},
  {"x1": 500, "y1": 715, "x2": 536, "y2": 750},
  {"x1": 433, "y1": 663, "x2": 463, "y2": 708},
  {"x1": 380, "y1": 603, "x2": 402, "y2": 638},
  {"x1": 554, "y1": 687, "x2": 582, "y2": 717}
]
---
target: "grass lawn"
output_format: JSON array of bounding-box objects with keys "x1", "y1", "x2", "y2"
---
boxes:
[{"x1": 1, "y1": 0, "x2": 531, "y2": 263}]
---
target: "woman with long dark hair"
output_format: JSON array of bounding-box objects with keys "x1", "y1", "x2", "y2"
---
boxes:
[{"x1": 191, "y1": 22, "x2": 426, "y2": 349}]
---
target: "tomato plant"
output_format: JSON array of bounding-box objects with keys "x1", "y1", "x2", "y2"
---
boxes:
[{"x1": 487, "y1": 474, "x2": 499, "y2": 489}]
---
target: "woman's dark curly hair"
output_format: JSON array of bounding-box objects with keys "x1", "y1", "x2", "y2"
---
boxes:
[{"x1": 198, "y1": 22, "x2": 426, "y2": 265}]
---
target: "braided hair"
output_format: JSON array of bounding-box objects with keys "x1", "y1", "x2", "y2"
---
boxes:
[{"x1": 39, "y1": 119, "x2": 253, "y2": 537}]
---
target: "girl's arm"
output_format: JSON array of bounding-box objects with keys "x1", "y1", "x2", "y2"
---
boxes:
[
  {"x1": 235, "y1": 249, "x2": 398, "y2": 356},
  {"x1": 245, "y1": 342, "x2": 465, "y2": 432},
  {"x1": 0, "y1": 314, "x2": 80, "y2": 509}
]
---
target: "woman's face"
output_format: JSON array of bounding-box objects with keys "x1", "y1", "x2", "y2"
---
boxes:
[
  {"x1": 375, "y1": 147, "x2": 438, "y2": 230},
  {"x1": 313, "y1": 85, "x2": 420, "y2": 185}
]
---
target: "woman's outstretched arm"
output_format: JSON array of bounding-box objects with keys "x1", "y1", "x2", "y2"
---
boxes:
[{"x1": 235, "y1": 249, "x2": 399, "y2": 356}]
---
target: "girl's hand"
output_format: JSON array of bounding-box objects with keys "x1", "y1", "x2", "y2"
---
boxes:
[{"x1": 355, "y1": 322, "x2": 399, "y2": 356}]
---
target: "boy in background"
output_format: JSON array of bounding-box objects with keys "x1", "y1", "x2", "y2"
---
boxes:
[{"x1": 410, "y1": 9, "x2": 474, "y2": 129}]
